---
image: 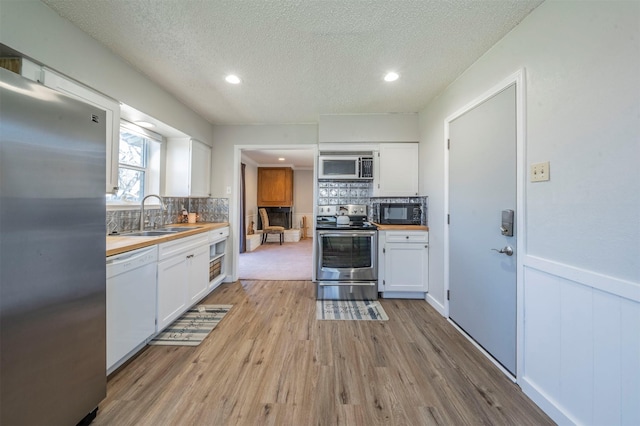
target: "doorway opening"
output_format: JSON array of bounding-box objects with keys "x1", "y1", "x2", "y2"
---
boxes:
[{"x1": 233, "y1": 146, "x2": 317, "y2": 281}]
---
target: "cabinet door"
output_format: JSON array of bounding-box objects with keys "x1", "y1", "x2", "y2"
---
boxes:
[
  {"x1": 188, "y1": 244, "x2": 210, "y2": 303},
  {"x1": 42, "y1": 69, "x2": 120, "y2": 194},
  {"x1": 190, "y1": 140, "x2": 211, "y2": 196},
  {"x1": 374, "y1": 143, "x2": 419, "y2": 196},
  {"x1": 157, "y1": 255, "x2": 188, "y2": 331},
  {"x1": 165, "y1": 138, "x2": 211, "y2": 197},
  {"x1": 257, "y1": 167, "x2": 293, "y2": 206},
  {"x1": 383, "y1": 242, "x2": 428, "y2": 292}
]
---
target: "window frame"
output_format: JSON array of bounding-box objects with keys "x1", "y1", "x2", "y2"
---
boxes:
[{"x1": 106, "y1": 120, "x2": 163, "y2": 208}]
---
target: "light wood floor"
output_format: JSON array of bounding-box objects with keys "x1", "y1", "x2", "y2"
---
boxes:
[{"x1": 97, "y1": 280, "x2": 554, "y2": 425}]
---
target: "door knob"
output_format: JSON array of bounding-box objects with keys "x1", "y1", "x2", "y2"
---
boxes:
[{"x1": 491, "y1": 246, "x2": 513, "y2": 256}]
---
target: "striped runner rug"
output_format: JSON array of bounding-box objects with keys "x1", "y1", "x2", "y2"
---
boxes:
[
  {"x1": 149, "y1": 304, "x2": 232, "y2": 346},
  {"x1": 316, "y1": 300, "x2": 389, "y2": 321}
]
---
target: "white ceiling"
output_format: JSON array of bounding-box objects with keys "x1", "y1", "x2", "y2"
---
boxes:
[
  {"x1": 241, "y1": 149, "x2": 315, "y2": 169},
  {"x1": 41, "y1": 0, "x2": 543, "y2": 126}
]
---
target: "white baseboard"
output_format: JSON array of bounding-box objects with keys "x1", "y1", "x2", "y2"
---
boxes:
[
  {"x1": 380, "y1": 291, "x2": 425, "y2": 299},
  {"x1": 426, "y1": 293, "x2": 446, "y2": 316},
  {"x1": 520, "y1": 377, "x2": 578, "y2": 426}
]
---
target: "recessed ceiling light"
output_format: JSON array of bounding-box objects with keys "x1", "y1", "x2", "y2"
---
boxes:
[
  {"x1": 225, "y1": 74, "x2": 242, "y2": 84},
  {"x1": 134, "y1": 121, "x2": 155, "y2": 128},
  {"x1": 384, "y1": 72, "x2": 399, "y2": 82},
  {"x1": 278, "y1": 157, "x2": 285, "y2": 161}
]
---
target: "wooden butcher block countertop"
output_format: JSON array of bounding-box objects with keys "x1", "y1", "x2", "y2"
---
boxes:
[
  {"x1": 106, "y1": 222, "x2": 229, "y2": 257},
  {"x1": 372, "y1": 223, "x2": 429, "y2": 231}
]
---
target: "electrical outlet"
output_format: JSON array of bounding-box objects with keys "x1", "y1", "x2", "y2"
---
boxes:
[{"x1": 530, "y1": 161, "x2": 550, "y2": 182}]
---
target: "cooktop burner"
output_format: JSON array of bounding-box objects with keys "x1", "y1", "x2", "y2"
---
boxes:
[{"x1": 316, "y1": 204, "x2": 377, "y2": 230}]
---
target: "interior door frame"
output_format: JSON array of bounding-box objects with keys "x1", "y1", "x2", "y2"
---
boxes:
[
  {"x1": 230, "y1": 144, "x2": 318, "y2": 282},
  {"x1": 443, "y1": 69, "x2": 527, "y2": 382}
]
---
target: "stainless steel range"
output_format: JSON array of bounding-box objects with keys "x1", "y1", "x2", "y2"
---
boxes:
[{"x1": 315, "y1": 205, "x2": 378, "y2": 300}]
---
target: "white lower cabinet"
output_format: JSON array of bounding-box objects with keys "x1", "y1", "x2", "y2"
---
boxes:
[
  {"x1": 188, "y1": 245, "x2": 210, "y2": 303},
  {"x1": 378, "y1": 230, "x2": 429, "y2": 298},
  {"x1": 157, "y1": 234, "x2": 209, "y2": 331}
]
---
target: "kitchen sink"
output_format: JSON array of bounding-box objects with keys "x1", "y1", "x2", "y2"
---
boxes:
[
  {"x1": 123, "y1": 230, "x2": 178, "y2": 237},
  {"x1": 115, "y1": 226, "x2": 202, "y2": 237},
  {"x1": 121, "y1": 226, "x2": 202, "y2": 237},
  {"x1": 158, "y1": 226, "x2": 202, "y2": 232}
]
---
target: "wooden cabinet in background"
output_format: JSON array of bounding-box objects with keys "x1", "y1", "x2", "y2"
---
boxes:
[{"x1": 258, "y1": 167, "x2": 293, "y2": 206}]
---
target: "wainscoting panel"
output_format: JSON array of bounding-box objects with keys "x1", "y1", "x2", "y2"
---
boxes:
[{"x1": 522, "y1": 259, "x2": 640, "y2": 425}]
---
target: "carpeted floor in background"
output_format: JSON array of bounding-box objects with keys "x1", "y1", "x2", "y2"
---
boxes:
[{"x1": 238, "y1": 237, "x2": 313, "y2": 280}]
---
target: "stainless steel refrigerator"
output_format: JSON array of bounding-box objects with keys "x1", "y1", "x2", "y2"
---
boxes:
[{"x1": 0, "y1": 68, "x2": 107, "y2": 425}]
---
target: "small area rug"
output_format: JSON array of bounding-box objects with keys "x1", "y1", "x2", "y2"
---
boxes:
[
  {"x1": 316, "y1": 300, "x2": 389, "y2": 321},
  {"x1": 149, "y1": 304, "x2": 232, "y2": 346}
]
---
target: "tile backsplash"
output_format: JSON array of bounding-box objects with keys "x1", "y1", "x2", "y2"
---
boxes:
[
  {"x1": 106, "y1": 197, "x2": 229, "y2": 234},
  {"x1": 317, "y1": 180, "x2": 428, "y2": 225}
]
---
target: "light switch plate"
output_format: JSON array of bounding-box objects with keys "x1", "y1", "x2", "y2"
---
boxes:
[{"x1": 530, "y1": 161, "x2": 550, "y2": 182}]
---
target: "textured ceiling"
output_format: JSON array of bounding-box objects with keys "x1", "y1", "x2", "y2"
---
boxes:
[{"x1": 41, "y1": 0, "x2": 543, "y2": 125}]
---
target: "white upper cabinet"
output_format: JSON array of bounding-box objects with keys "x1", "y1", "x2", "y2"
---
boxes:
[
  {"x1": 19, "y1": 58, "x2": 42, "y2": 83},
  {"x1": 319, "y1": 113, "x2": 419, "y2": 143},
  {"x1": 42, "y1": 69, "x2": 120, "y2": 194},
  {"x1": 165, "y1": 138, "x2": 211, "y2": 197},
  {"x1": 373, "y1": 143, "x2": 419, "y2": 196}
]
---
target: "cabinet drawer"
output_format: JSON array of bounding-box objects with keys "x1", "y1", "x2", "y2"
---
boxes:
[
  {"x1": 385, "y1": 232, "x2": 429, "y2": 243},
  {"x1": 209, "y1": 226, "x2": 230, "y2": 243},
  {"x1": 158, "y1": 233, "x2": 209, "y2": 260}
]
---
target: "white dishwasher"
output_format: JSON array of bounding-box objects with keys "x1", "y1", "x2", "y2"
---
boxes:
[{"x1": 106, "y1": 245, "x2": 158, "y2": 374}]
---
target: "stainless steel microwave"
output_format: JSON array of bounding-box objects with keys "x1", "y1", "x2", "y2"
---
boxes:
[
  {"x1": 376, "y1": 203, "x2": 422, "y2": 225},
  {"x1": 318, "y1": 155, "x2": 374, "y2": 180}
]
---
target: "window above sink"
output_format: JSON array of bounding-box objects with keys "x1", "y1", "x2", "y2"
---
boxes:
[{"x1": 107, "y1": 120, "x2": 161, "y2": 206}]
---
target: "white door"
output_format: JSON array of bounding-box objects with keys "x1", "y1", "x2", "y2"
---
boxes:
[{"x1": 448, "y1": 84, "x2": 517, "y2": 375}]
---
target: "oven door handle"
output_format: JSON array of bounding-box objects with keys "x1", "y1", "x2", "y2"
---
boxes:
[{"x1": 317, "y1": 231, "x2": 377, "y2": 238}]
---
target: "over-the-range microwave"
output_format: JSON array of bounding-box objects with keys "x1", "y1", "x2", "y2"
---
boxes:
[{"x1": 318, "y1": 155, "x2": 374, "y2": 180}]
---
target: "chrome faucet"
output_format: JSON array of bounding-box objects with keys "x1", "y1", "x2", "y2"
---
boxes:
[{"x1": 140, "y1": 194, "x2": 166, "y2": 230}]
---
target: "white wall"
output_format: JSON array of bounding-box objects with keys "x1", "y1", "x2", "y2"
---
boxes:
[
  {"x1": 0, "y1": 0, "x2": 211, "y2": 144},
  {"x1": 319, "y1": 113, "x2": 419, "y2": 142},
  {"x1": 293, "y1": 169, "x2": 314, "y2": 229},
  {"x1": 212, "y1": 124, "x2": 318, "y2": 198},
  {"x1": 420, "y1": 1, "x2": 639, "y2": 424}
]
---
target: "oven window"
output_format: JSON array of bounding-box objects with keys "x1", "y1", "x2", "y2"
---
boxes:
[{"x1": 321, "y1": 235, "x2": 372, "y2": 268}]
